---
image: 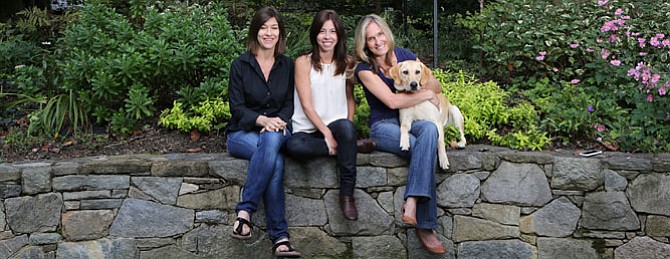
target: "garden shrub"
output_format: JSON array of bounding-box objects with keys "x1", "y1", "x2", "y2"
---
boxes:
[{"x1": 58, "y1": 0, "x2": 242, "y2": 135}]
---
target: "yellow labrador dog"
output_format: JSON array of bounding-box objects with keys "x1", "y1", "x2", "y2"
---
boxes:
[{"x1": 388, "y1": 60, "x2": 466, "y2": 170}]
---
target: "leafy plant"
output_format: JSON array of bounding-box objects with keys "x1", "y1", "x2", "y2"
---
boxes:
[{"x1": 159, "y1": 99, "x2": 231, "y2": 133}]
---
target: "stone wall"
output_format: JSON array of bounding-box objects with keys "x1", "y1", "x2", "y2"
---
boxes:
[{"x1": 0, "y1": 145, "x2": 669, "y2": 259}]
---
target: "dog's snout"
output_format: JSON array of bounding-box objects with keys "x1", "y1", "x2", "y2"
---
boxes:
[{"x1": 410, "y1": 81, "x2": 418, "y2": 90}]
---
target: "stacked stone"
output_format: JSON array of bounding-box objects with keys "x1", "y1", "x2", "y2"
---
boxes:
[{"x1": 0, "y1": 147, "x2": 669, "y2": 258}]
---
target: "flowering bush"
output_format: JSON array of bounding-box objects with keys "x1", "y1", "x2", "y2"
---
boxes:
[{"x1": 462, "y1": 0, "x2": 670, "y2": 152}]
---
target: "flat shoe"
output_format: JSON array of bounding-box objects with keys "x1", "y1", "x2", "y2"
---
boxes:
[
  {"x1": 232, "y1": 217, "x2": 252, "y2": 240},
  {"x1": 401, "y1": 204, "x2": 417, "y2": 227},
  {"x1": 273, "y1": 240, "x2": 301, "y2": 258},
  {"x1": 416, "y1": 229, "x2": 446, "y2": 254}
]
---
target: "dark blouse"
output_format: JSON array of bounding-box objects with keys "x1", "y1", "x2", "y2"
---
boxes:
[
  {"x1": 227, "y1": 51, "x2": 295, "y2": 132},
  {"x1": 355, "y1": 48, "x2": 417, "y2": 126}
]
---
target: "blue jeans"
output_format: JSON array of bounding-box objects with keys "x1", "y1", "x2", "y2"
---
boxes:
[
  {"x1": 370, "y1": 118, "x2": 438, "y2": 229},
  {"x1": 226, "y1": 130, "x2": 291, "y2": 243},
  {"x1": 285, "y1": 119, "x2": 357, "y2": 196}
]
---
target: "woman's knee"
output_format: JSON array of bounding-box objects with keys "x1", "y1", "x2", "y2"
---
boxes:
[{"x1": 331, "y1": 119, "x2": 357, "y2": 141}]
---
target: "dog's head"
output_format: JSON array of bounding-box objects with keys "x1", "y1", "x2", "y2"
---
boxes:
[{"x1": 389, "y1": 60, "x2": 432, "y2": 92}]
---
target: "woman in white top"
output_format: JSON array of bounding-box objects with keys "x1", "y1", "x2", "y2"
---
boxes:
[{"x1": 286, "y1": 9, "x2": 358, "y2": 221}]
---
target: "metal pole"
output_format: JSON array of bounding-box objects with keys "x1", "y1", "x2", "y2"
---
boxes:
[{"x1": 433, "y1": 0, "x2": 438, "y2": 68}]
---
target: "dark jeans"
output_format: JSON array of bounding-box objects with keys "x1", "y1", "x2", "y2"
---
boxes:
[{"x1": 286, "y1": 119, "x2": 357, "y2": 196}]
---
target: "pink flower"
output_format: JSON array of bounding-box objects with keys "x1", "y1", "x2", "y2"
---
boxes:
[
  {"x1": 571, "y1": 79, "x2": 580, "y2": 84},
  {"x1": 586, "y1": 48, "x2": 595, "y2": 52},
  {"x1": 601, "y1": 49, "x2": 610, "y2": 59},
  {"x1": 539, "y1": 51, "x2": 547, "y2": 56},
  {"x1": 660, "y1": 87, "x2": 667, "y2": 96},
  {"x1": 622, "y1": 15, "x2": 631, "y2": 20},
  {"x1": 650, "y1": 37, "x2": 661, "y2": 47},
  {"x1": 536, "y1": 55, "x2": 545, "y2": 61},
  {"x1": 652, "y1": 74, "x2": 661, "y2": 83},
  {"x1": 657, "y1": 33, "x2": 665, "y2": 39},
  {"x1": 553, "y1": 67, "x2": 559, "y2": 72},
  {"x1": 570, "y1": 43, "x2": 579, "y2": 48},
  {"x1": 615, "y1": 8, "x2": 623, "y2": 15},
  {"x1": 597, "y1": 0, "x2": 608, "y2": 6},
  {"x1": 663, "y1": 39, "x2": 670, "y2": 47},
  {"x1": 597, "y1": 38, "x2": 604, "y2": 43},
  {"x1": 597, "y1": 137, "x2": 603, "y2": 142},
  {"x1": 597, "y1": 124, "x2": 606, "y2": 132},
  {"x1": 647, "y1": 94, "x2": 654, "y2": 102},
  {"x1": 638, "y1": 38, "x2": 647, "y2": 48},
  {"x1": 609, "y1": 34, "x2": 617, "y2": 42},
  {"x1": 631, "y1": 32, "x2": 640, "y2": 36},
  {"x1": 640, "y1": 52, "x2": 648, "y2": 56},
  {"x1": 627, "y1": 68, "x2": 636, "y2": 76},
  {"x1": 610, "y1": 60, "x2": 621, "y2": 66}
]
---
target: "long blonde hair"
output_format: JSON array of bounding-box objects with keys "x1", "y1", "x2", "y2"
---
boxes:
[{"x1": 353, "y1": 14, "x2": 396, "y2": 75}]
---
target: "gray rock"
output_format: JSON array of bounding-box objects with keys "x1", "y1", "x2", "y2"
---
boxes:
[
  {"x1": 21, "y1": 167, "x2": 51, "y2": 194},
  {"x1": 356, "y1": 166, "x2": 387, "y2": 188},
  {"x1": 352, "y1": 235, "x2": 406, "y2": 259},
  {"x1": 604, "y1": 169, "x2": 628, "y2": 192},
  {"x1": 79, "y1": 157, "x2": 151, "y2": 175},
  {"x1": 131, "y1": 177, "x2": 182, "y2": 204},
  {"x1": 139, "y1": 245, "x2": 203, "y2": 259},
  {"x1": 135, "y1": 238, "x2": 175, "y2": 250},
  {"x1": 79, "y1": 199, "x2": 123, "y2": 209},
  {"x1": 579, "y1": 192, "x2": 639, "y2": 231},
  {"x1": 377, "y1": 191, "x2": 395, "y2": 213},
  {"x1": 457, "y1": 239, "x2": 533, "y2": 259},
  {"x1": 369, "y1": 152, "x2": 408, "y2": 168},
  {"x1": 56, "y1": 238, "x2": 137, "y2": 259},
  {"x1": 291, "y1": 227, "x2": 348, "y2": 258},
  {"x1": 195, "y1": 210, "x2": 228, "y2": 224},
  {"x1": 614, "y1": 236, "x2": 670, "y2": 259},
  {"x1": 0, "y1": 165, "x2": 20, "y2": 182},
  {"x1": 52, "y1": 175, "x2": 129, "y2": 191},
  {"x1": 28, "y1": 233, "x2": 61, "y2": 245},
  {"x1": 626, "y1": 174, "x2": 670, "y2": 216},
  {"x1": 62, "y1": 190, "x2": 111, "y2": 200},
  {"x1": 452, "y1": 215, "x2": 519, "y2": 242},
  {"x1": 151, "y1": 160, "x2": 208, "y2": 177},
  {"x1": 537, "y1": 237, "x2": 597, "y2": 259},
  {"x1": 407, "y1": 229, "x2": 455, "y2": 259},
  {"x1": 481, "y1": 162, "x2": 552, "y2": 206},
  {"x1": 646, "y1": 215, "x2": 670, "y2": 237},
  {"x1": 603, "y1": 155, "x2": 652, "y2": 171},
  {"x1": 0, "y1": 235, "x2": 28, "y2": 259},
  {"x1": 181, "y1": 224, "x2": 273, "y2": 258},
  {"x1": 471, "y1": 203, "x2": 520, "y2": 226},
  {"x1": 0, "y1": 184, "x2": 21, "y2": 198},
  {"x1": 11, "y1": 245, "x2": 46, "y2": 259},
  {"x1": 5, "y1": 193, "x2": 62, "y2": 233},
  {"x1": 438, "y1": 215, "x2": 454, "y2": 239},
  {"x1": 62, "y1": 210, "x2": 115, "y2": 241},
  {"x1": 208, "y1": 159, "x2": 248, "y2": 185},
  {"x1": 176, "y1": 186, "x2": 240, "y2": 210},
  {"x1": 520, "y1": 197, "x2": 580, "y2": 237},
  {"x1": 446, "y1": 151, "x2": 483, "y2": 172},
  {"x1": 652, "y1": 154, "x2": 670, "y2": 172},
  {"x1": 326, "y1": 189, "x2": 394, "y2": 236},
  {"x1": 552, "y1": 157, "x2": 603, "y2": 191},
  {"x1": 284, "y1": 157, "x2": 338, "y2": 188},
  {"x1": 437, "y1": 174, "x2": 479, "y2": 208},
  {"x1": 387, "y1": 167, "x2": 408, "y2": 186},
  {"x1": 109, "y1": 199, "x2": 194, "y2": 238}
]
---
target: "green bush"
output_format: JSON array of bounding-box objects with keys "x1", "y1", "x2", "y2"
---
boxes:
[{"x1": 58, "y1": 1, "x2": 242, "y2": 135}]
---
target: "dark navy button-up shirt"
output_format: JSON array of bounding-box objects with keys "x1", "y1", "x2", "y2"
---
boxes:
[{"x1": 227, "y1": 51, "x2": 295, "y2": 132}]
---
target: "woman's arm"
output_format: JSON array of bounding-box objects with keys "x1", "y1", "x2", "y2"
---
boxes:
[
  {"x1": 357, "y1": 70, "x2": 437, "y2": 109},
  {"x1": 346, "y1": 80, "x2": 355, "y2": 121},
  {"x1": 228, "y1": 59, "x2": 260, "y2": 131}
]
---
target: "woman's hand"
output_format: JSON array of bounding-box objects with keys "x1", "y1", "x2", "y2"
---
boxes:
[
  {"x1": 323, "y1": 130, "x2": 337, "y2": 156},
  {"x1": 421, "y1": 90, "x2": 440, "y2": 108},
  {"x1": 257, "y1": 115, "x2": 288, "y2": 135}
]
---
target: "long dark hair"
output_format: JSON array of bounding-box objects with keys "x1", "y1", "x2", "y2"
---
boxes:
[
  {"x1": 309, "y1": 9, "x2": 348, "y2": 76},
  {"x1": 247, "y1": 6, "x2": 287, "y2": 57}
]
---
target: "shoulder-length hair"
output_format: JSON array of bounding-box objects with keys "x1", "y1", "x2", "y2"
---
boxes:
[
  {"x1": 247, "y1": 6, "x2": 287, "y2": 57},
  {"x1": 353, "y1": 14, "x2": 395, "y2": 74},
  {"x1": 308, "y1": 9, "x2": 348, "y2": 76}
]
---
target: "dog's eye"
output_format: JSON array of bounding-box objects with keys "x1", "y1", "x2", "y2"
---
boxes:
[
  {"x1": 415, "y1": 70, "x2": 421, "y2": 75},
  {"x1": 402, "y1": 70, "x2": 409, "y2": 75}
]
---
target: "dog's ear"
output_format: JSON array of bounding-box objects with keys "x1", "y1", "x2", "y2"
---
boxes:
[
  {"x1": 389, "y1": 63, "x2": 401, "y2": 85},
  {"x1": 420, "y1": 63, "x2": 433, "y2": 87}
]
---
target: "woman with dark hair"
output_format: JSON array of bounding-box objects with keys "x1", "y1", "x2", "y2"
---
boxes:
[
  {"x1": 226, "y1": 6, "x2": 301, "y2": 258},
  {"x1": 353, "y1": 14, "x2": 446, "y2": 254},
  {"x1": 286, "y1": 10, "x2": 358, "y2": 221}
]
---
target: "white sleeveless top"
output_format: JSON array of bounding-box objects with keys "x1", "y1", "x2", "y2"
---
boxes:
[{"x1": 292, "y1": 63, "x2": 348, "y2": 133}]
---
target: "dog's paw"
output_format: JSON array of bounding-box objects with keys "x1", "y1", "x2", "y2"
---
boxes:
[
  {"x1": 438, "y1": 156, "x2": 450, "y2": 170},
  {"x1": 456, "y1": 140, "x2": 466, "y2": 149},
  {"x1": 400, "y1": 134, "x2": 410, "y2": 151}
]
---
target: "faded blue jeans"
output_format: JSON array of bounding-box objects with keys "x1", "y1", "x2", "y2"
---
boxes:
[
  {"x1": 370, "y1": 118, "x2": 439, "y2": 230},
  {"x1": 226, "y1": 129, "x2": 291, "y2": 243}
]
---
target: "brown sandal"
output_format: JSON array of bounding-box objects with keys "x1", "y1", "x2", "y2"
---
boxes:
[{"x1": 401, "y1": 203, "x2": 417, "y2": 227}]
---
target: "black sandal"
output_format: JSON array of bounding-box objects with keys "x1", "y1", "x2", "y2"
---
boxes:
[
  {"x1": 232, "y1": 217, "x2": 252, "y2": 240},
  {"x1": 273, "y1": 240, "x2": 301, "y2": 258}
]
